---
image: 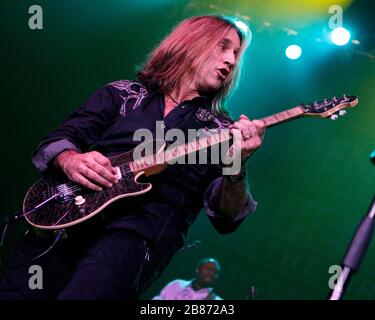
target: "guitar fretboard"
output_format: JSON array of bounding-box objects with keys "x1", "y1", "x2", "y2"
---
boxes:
[
  {"x1": 129, "y1": 105, "x2": 305, "y2": 172},
  {"x1": 260, "y1": 106, "x2": 304, "y2": 128},
  {"x1": 129, "y1": 130, "x2": 231, "y2": 172}
]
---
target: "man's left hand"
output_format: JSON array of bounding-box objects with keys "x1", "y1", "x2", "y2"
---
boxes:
[{"x1": 229, "y1": 114, "x2": 265, "y2": 162}]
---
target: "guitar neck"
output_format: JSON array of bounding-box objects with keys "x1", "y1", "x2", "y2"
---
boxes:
[
  {"x1": 260, "y1": 105, "x2": 305, "y2": 128},
  {"x1": 128, "y1": 105, "x2": 305, "y2": 173},
  {"x1": 129, "y1": 130, "x2": 231, "y2": 173}
]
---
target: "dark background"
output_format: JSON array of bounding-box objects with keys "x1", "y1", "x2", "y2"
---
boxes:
[{"x1": 1, "y1": 0, "x2": 374, "y2": 299}]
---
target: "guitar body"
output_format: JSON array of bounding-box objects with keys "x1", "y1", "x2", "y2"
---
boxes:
[{"x1": 23, "y1": 141, "x2": 167, "y2": 231}]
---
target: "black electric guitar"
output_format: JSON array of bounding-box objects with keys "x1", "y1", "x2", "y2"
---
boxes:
[{"x1": 23, "y1": 95, "x2": 358, "y2": 231}]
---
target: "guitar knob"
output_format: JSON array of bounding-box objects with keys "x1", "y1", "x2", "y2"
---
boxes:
[
  {"x1": 339, "y1": 110, "x2": 347, "y2": 116},
  {"x1": 330, "y1": 114, "x2": 339, "y2": 120},
  {"x1": 75, "y1": 195, "x2": 86, "y2": 206}
]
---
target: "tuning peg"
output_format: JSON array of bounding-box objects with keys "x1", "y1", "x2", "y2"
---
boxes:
[
  {"x1": 339, "y1": 110, "x2": 347, "y2": 116},
  {"x1": 330, "y1": 114, "x2": 339, "y2": 120}
]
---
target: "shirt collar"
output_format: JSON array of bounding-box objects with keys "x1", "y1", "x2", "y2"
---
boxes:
[
  {"x1": 189, "y1": 95, "x2": 213, "y2": 109},
  {"x1": 143, "y1": 88, "x2": 213, "y2": 107}
]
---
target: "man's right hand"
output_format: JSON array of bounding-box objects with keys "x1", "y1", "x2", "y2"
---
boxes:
[{"x1": 54, "y1": 150, "x2": 119, "y2": 191}]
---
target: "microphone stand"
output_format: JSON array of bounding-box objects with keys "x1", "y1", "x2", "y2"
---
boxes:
[{"x1": 329, "y1": 195, "x2": 375, "y2": 300}]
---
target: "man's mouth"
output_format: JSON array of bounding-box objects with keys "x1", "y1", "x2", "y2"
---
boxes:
[{"x1": 217, "y1": 68, "x2": 229, "y2": 80}]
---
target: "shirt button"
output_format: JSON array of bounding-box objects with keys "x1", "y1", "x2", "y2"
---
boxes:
[{"x1": 181, "y1": 105, "x2": 185, "y2": 109}]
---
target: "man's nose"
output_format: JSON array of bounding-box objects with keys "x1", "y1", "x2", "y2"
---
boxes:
[{"x1": 223, "y1": 51, "x2": 236, "y2": 68}]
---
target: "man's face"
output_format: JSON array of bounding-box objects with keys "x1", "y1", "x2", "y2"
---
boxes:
[
  {"x1": 196, "y1": 262, "x2": 221, "y2": 286},
  {"x1": 193, "y1": 27, "x2": 241, "y2": 93}
]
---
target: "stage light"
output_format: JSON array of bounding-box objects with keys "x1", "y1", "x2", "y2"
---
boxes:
[
  {"x1": 330, "y1": 27, "x2": 351, "y2": 46},
  {"x1": 285, "y1": 44, "x2": 302, "y2": 60}
]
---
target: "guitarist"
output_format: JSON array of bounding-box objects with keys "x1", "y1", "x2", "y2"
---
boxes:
[{"x1": 0, "y1": 15, "x2": 265, "y2": 299}]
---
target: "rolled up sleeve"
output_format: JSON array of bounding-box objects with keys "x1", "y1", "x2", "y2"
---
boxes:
[{"x1": 32, "y1": 139, "x2": 80, "y2": 173}]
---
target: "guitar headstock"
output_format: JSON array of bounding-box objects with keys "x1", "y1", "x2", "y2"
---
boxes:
[{"x1": 302, "y1": 95, "x2": 358, "y2": 120}]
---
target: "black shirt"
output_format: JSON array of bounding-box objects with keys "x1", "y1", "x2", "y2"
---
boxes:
[{"x1": 32, "y1": 80, "x2": 256, "y2": 244}]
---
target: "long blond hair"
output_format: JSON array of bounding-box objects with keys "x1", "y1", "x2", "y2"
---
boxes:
[{"x1": 137, "y1": 15, "x2": 250, "y2": 116}]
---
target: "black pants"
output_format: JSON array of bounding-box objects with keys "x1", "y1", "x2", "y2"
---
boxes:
[{"x1": 0, "y1": 226, "x2": 177, "y2": 300}]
